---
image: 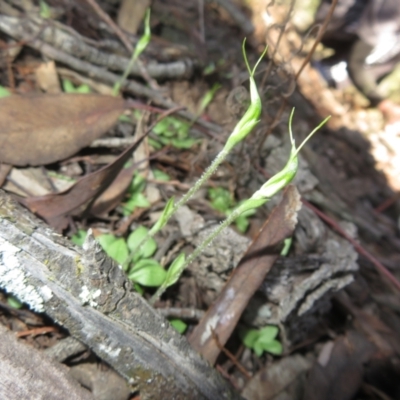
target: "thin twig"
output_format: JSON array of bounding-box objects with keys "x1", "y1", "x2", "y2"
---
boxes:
[
  {"x1": 83, "y1": 0, "x2": 133, "y2": 52},
  {"x1": 302, "y1": 199, "x2": 400, "y2": 292},
  {"x1": 211, "y1": 329, "x2": 252, "y2": 379},
  {"x1": 294, "y1": 0, "x2": 338, "y2": 81}
]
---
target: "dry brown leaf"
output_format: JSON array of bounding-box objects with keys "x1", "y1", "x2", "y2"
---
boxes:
[
  {"x1": 0, "y1": 94, "x2": 126, "y2": 166},
  {"x1": 304, "y1": 331, "x2": 375, "y2": 400},
  {"x1": 89, "y1": 164, "x2": 136, "y2": 216},
  {"x1": 0, "y1": 164, "x2": 12, "y2": 187},
  {"x1": 21, "y1": 131, "x2": 150, "y2": 231}
]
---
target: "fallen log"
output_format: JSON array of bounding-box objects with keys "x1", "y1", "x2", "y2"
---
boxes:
[{"x1": 0, "y1": 190, "x2": 240, "y2": 400}]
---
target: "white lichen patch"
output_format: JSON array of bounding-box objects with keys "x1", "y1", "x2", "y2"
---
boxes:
[
  {"x1": 98, "y1": 343, "x2": 121, "y2": 359},
  {"x1": 0, "y1": 237, "x2": 46, "y2": 312},
  {"x1": 79, "y1": 285, "x2": 101, "y2": 307},
  {"x1": 39, "y1": 285, "x2": 53, "y2": 302}
]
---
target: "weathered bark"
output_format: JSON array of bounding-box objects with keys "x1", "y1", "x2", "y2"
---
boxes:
[
  {"x1": 0, "y1": 324, "x2": 93, "y2": 400},
  {"x1": 0, "y1": 190, "x2": 240, "y2": 400}
]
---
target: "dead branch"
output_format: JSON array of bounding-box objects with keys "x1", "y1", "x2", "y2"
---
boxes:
[
  {"x1": 0, "y1": 190, "x2": 241, "y2": 400},
  {"x1": 0, "y1": 324, "x2": 93, "y2": 400}
]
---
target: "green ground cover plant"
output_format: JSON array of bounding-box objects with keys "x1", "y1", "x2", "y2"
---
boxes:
[
  {"x1": 83, "y1": 37, "x2": 329, "y2": 304},
  {"x1": 240, "y1": 325, "x2": 283, "y2": 356}
]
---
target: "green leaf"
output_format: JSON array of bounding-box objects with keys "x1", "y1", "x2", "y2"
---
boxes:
[
  {"x1": 40, "y1": 0, "x2": 51, "y2": 18},
  {"x1": 240, "y1": 325, "x2": 283, "y2": 356},
  {"x1": 280, "y1": 237, "x2": 292, "y2": 256},
  {"x1": 223, "y1": 41, "x2": 267, "y2": 152},
  {"x1": 62, "y1": 79, "x2": 76, "y2": 93},
  {"x1": 240, "y1": 328, "x2": 260, "y2": 348},
  {"x1": 262, "y1": 339, "x2": 283, "y2": 355},
  {"x1": 234, "y1": 215, "x2": 249, "y2": 233},
  {"x1": 152, "y1": 117, "x2": 196, "y2": 149},
  {"x1": 7, "y1": 295, "x2": 23, "y2": 309},
  {"x1": 149, "y1": 197, "x2": 175, "y2": 234},
  {"x1": 198, "y1": 83, "x2": 221, "y2": 114},
  {"x1": 97, "y1": 234, "x2": 128, "y2": 266},
  {"x1": 148, "y1": 138, "x2": 162, "y2": 149},
  {"x1": 134, "y1": 282, "x2": 144, "y2": 295},
  {"x1": 169, "y1": 319, "x2": 187, "y2": 334},
  {"x1": 112, "y1": 8, "x2": 151, "y2": 96},
  {"x1": 119, "y1": 114, "x2": 132, "y2": 123},
  {"x1": 127, "y1": 226, "x2": 157, "y2": 260},
  {"x1": 253, "y1": 341, "x2": 265, "y2": 357},
  {"x1": 208, "y1": 187, "x2": 233, "y2": 213},
  {"x1": 127, "y1": 226, "x2": 148, "y2": 250},
  {"x1": 258, "y1": 326, "x2": 279, "y2": 343},
  {"x1": 75, "y1": 84, "x2": 91, "y2": 94},
  {"x1": 129, "y1": 173, "x2": 146, "y2": 193},
  {"x1": 171, "y1": 137, "x2": 198, "y2": 149},
  {"x1": 153, "y1": 119, "x2": 169, "y2": 135},
  {"x1": 129, "y1": 259, "x2": 166, "y2": 287},
  {"x1": 164, "y1": 253, "x2": 186, "y2": 287},
  {"x1": 71, "y1": 229, "x2": 87, "y2": 247},
  {"x1": 152, "y1": 169, "x2": 170, "y2": 181},
  {"x1": 133, "y1": 8, "x2": 151, "y2": 59},
  {"x1": 122, "y1": 192, "x2": 150, "y2": 215},
  {"x1": 0, "y1": 86, "x2": 11, "y2": 98}
]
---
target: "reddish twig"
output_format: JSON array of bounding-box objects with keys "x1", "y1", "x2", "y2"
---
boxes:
[
  {"x1": 374, "y1": 193, "x2": 400, "y2": 213},
  {"x1": 294, "y1": 0, "x2": 338, "y2": 81},
  {"x1": 211, "y1": 329, "x2": 252, "y2": 380},
  {"x1": 83, "y1": 0, "x2": 133, "y2": 52},
  {"x1": 16, "y1": 326, "x2": 58, "y2": 338}
]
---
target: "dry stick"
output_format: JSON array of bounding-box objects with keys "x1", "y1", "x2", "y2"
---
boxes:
[
  {"x1": 207, "y1": 0, "x2": 254, "y2": 35},
  {"x1": 83, "y1": 0, "x2": 159, "y2": 90},
  {"x1": 83, "y1": 0, "x2": 133, "y2": 52},
  {"x1": 259, "y1": 0, "x2": 338, "y2": 146},
  {"x1": 210, "y1": 329, "x2": 252, "y2": 380},
  {"x1": 0, "y1": 16, "x2": 219, "y2": 132},
  {"x1": 260, "y1": 0, "x2": 296, "y2": 89},
  {"x1": 294, "y1": 0, "x2": 338, "y2": 81},
  {"x1": 302, "y1": 199, "x2": 400, "y2": 292},
  {"x1": 16, "y1": 326, "x2": 58, "y2": 338}
]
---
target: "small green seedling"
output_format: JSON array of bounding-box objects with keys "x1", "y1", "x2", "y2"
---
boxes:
[
  {"x1": 39, "y1": 0, "x2": 51, "y2": 19},
  {"x1": 169, "y1": 319, "x2": 187, "y2": 334},
  {"x1": 62, "y1": 78, "x2": 91, "y2": 94},
  {"x1": 0, "y1": 85, "x2": 11, "y2": 98},
  {"x1": 121, "y1": 173, "x2": 150, "y2": 216},
  {"x1": 150, "y1": 110, "x2": 330, "y2": 303},
  {"x1": 149, "y1": 116, "x2": 199, "y2": 149},
  {"x1": 113, "y1": 8, "x2": 151, "y2": 96},
  {"x1": 71, "y1": 229, "x2": 88, "y2": 247},
  {"x1": 240, "y1": 325, "x2": 283, "y2": 357},
  {"x1": 7, "y1": 294, "x2": 23, "y2": 309},
  {"x1": 98, "y1": 226, "x2": 166, "y2": 287},
  {"x1": 152, "y1": 169, "x2": 170, "y2": 181},
  {"x1": 71, "y1": 38, "x2": 329, "y2": 308},
  {"x1": 208, "y1": 187, "x2": 255, "y2": 233},
  {"x1": 280, "y1": 237, "x2": 292, "y2": 256},
  {"x1": 135, "y1": 40, "x2": 268, "y2": 260},
  {"x1": 195, "y1": 83, "x2": 221, "y2": 119}
]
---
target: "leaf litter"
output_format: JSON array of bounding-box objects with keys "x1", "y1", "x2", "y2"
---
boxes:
[
  {"x1": 1, "y1": 0, "x2": 400, "y2": 399},
  {"x1": 0, "y1": 93, "x2": 126, "y2": 166}
]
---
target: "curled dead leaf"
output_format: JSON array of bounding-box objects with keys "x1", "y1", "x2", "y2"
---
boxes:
[{"x1": 0, "y1": 94, "x2": 126, "y2": 166}]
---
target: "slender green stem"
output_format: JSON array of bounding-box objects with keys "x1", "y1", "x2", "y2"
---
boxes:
[
  {"x1": 112, "y1": 53, "x2": 138, "y2": 96},
  {"x1": 123, "y1": 148, "x2": 229, "y2": 271},
  {"x1": 150, "y1": 200, "x2": 264, "y2": 304},
  {"x1": 112, "y1": 9, "x2": 151, "y2": 96},
  {"x1": 156, "y1": 148, "x2": 229, "y2": 228}
]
